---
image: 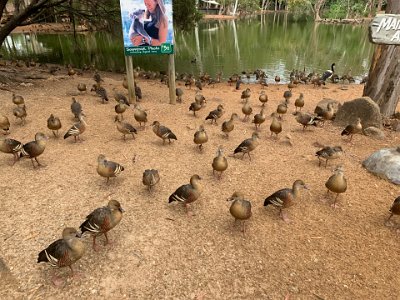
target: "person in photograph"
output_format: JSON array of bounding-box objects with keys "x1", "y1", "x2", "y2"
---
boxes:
[{"x1": 129, "y1": 0, "x2": 168, "y2": 46}]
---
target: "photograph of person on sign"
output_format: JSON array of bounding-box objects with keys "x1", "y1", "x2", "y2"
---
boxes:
[{"x1": 120, "y1": 0, "x2": 173, "y2": 50}]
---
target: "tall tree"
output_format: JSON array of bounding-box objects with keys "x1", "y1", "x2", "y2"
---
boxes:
[
  {"x1": 313, "y1": 0, "x2": 326, "y2": 21},
  {"x1": 363, "y1": 0, "x2": 400, "y2": 117}
]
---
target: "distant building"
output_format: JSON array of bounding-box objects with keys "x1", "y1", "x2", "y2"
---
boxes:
[{"x1": 198, "y1": 0, "x2": 221, "y2": 15}]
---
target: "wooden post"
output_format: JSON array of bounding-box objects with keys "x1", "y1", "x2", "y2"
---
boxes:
[
  {"x1": 125, "y1": 55, "x2": 136, "y2": 104},
  {"x1": 168, "y1": 53, "x2": 176, "y2": 104}
]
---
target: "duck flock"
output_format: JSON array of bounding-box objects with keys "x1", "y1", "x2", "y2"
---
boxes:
[{"x1": 0, "y1": 64, "x2": 398, "y2": 290}]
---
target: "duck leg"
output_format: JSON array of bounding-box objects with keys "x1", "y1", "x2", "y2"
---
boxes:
[
  {"x1": 279, "y1": 209, "x2": 290, "y2": 222},
  {"x1": 247, "y1": 152, "x2": 252, "y2": 161},
  {"x1": 331, "y1": 194, "x2": 340, "y2": 209},
  {"x1": 51, "y1": 270, "x2": 65, "y2": 287},
  {"x1": 30, "y1": 158, "x2": 36, "y2": 168},
  {"x1": 92, "y1": 236, "x2": 100, "y2": 252},
  {"x1": 35, "y1": 157, "x2": 43, "y2": 167},
  {"x1": 52, "y1": 131, "x2": 57, "y2": 138}
]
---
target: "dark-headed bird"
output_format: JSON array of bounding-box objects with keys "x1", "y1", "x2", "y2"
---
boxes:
[{"x1": 322, "y1": 63, "x2": 336, "y2": 82}]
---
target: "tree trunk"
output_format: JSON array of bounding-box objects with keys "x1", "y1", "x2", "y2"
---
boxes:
[
  {"x1": 363, "y1": 0, "x2": 400, "y2": 116},
  {"x1": 377, "y1": 0, "x2": 383, "y2": 12},
  {"x1": 314, "y1": 0, "x2": 326, "y2": 21},
  {"x1": 232, "y1": 0, "x2": 238, "y2": 16}
]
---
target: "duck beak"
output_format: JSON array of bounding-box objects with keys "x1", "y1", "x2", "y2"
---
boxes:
[
  {"x1": 119, "y1": 207, "x2": 125, "y2": 213},
  {"x1": 75, "y1": 232, "x2": 82, "y2": 238}
]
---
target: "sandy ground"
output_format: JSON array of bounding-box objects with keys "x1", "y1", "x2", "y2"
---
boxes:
[{"x1": 1, "y1": 67, "x2": 400, "y2": 300}]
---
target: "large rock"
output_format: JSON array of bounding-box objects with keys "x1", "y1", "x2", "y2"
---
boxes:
[
  {"x1": 362, "y1": 147, "x2": 400, "y2": 184},
  {"x1": 333, "y1": 97, "x2": 382, "y2": 129}
]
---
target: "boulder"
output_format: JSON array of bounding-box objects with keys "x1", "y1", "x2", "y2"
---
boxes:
[
  {"x1": 362, "y1": 147, "x2": 400, "y2": 185},
  {"x1": 363, "y1": 126, "x2": 385, "y2": 140},
  {"x1": 333, "y1": 97, "x2": 382, "y2": 129}
]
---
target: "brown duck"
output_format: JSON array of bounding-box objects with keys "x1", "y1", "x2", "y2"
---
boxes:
[
  {"x1": 316, "y1": 146, "x2": 343, "y2": 167},
  {"x1": 233, "y1": 132, "x2": 260, "y2": 160},
  {"x1": 13, "y1": 104, "x2": 27, "y2": 125},
  {"x1": 264, "y1": 180, "x2": 308, "y2": 222},
  {"x1": 341, "y1": 117, "x2": 362, "y2": 141},
  {"x1": 133, "y1": 104, "x2": 148, "y2": 127},
  {"x1": 253, "y1": 107, "x2": 265, "y2": 130},
  {"x1": 169, "y1": 174, "x2": 202, "y2": 215},
  {"x1": 142, "y1": 169, "x2": 160, "y2": 193},
  {"x1": 97, "y1": 154, "x2": 124, "y2": 183},
  {"x1": 20, "y1": 132, "x2": 47, "y2": 168},
  {"x1": 205, "y1": 104, "x2": 224, "y2": 125},
  {"x1": 242, "y1": 99, "x2": 253, "y2": 121},
  {"x1": 212, "y1": 146, "x2": 228, "y2": 179},
  {"x1": 295, "y1": 112, "x2": 321, "y2": 130},
  {"x1": 387, "y1": 196, "x2": 400, "y2": 224},
  {"x1": 71, "y1": 98, "x2": 82, "y2": 120},
  {"x1": 0, "y1": 114, "x2": 10, "y2": 135},
  {"x1": 259, "y1": 91, "x2": 268, "y2": 107},
  {"x1": 294, "y1": 93, "x2": 304, "y2": 112},
  {"x1": 270, "y1": 113, "x2": 282, "y2": 138},
  {"x1": 221, "y1": 113, "x2": 239, "y2": 138},
  {"x1": 325, "y1": 166, "x2": 347, "y2": 208},
  {"x1": 276, "y1": 102, "x2": 287, "y2": 119},
  {"x1": 64, "y1": 115, "x2": 87, "y2": 142},
  {"x1": 0, "y1": 138, "x2": 23, "y2": 165},
  {"x1": 77, "y1": 83, "x2": 87, "y2": 93},
  {"x1": 115, "y1": 116, "x2": 137, "y2": 140},
  {"x1": 193, "y1": 125, "x2": 208, "y2": 151},
  {"x1": 227, "y1": 192, "x2": 252, "y2": 235},
  {"x1": 47, "y1": 114, "x2": 62, "y2": 137},
  {"x1": 115, "y1": 100, "x2": 128, "y2": 120},
  {"x1": 151, "y1": 121, "x2": 177, "y2": 144},
  {"x1": 79, "y1": 200, "x2": 124, "y2": 251},
  {"x1": 37, "y1": 227, "x2": 85, "y2": 286},
  {"x1": 12, "y1": 93, "x2": 25, "y2": 106}
]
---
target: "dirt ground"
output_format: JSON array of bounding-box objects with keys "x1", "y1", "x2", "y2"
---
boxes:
[{"x1": 1, "y1": 67, "x2": 400, "y2": 300}]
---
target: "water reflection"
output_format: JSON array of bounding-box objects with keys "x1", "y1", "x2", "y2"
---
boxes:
[{"x1": 0, "y1": 13, "x2": 374, "y2": 82}]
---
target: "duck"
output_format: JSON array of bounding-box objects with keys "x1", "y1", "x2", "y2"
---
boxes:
[
  {"x1": 79, "y1": 200, "x2": 124, "y2": 251},
  {"x1": 122, "y1": 76, "x2": 128, "y2": 89},
  {"x1": 233, "y1": 132, "x2": 260, "y2": 161},
  {"x1": 93, "y1": 71, "x2": 103, "y2": 84},
  {"x1": 295, "y1": 112, "x2": 321, "y2": 130},
  {"x1": 189, "y1": 99, "x2": 204, "y2": 116},
  {"x1": 195, "y1": 80, "x2": 203, "y2": 90},
  {"x1": 37, "y1": 227, "x2": 85, "y2": 286},
  {"x1": 235, "y1": 78, "x2": 242, "y2": 90},
  {"x1": 114, "y1": 93, "x2": 130, "y2": 106},
  {"x1": 193, "y1": 125, "x2": 208, "y2": 151},
  {"x1": 133, "y1": 104, "x2": 148, "y2": 127},
  {"x1": 242, "y1": 99, "x2": 253, "y2": 121},
  {"x1": 322, "y1": 63, "x2": 336, "y2": 82},
  {"x1": 276, "y1": 102, "x2": 288, "y2": 119},
  {"x1": 316, "y1": 146, "x2": 343, "y2": 167},
  {"x1": 176, "y1": 88, "x2": 184, "y2": 103},
  {"x1": 168, "y1": 174, "x2": 202, "y2": 215},
  {"x1": 47, "y1": 114, "x2": 62, "y2": 137},
  {"x1": 0, "y1": 114, "x2": 10, "y2": 135},
  {"x1": 91, "y1": 84, "x2": 109, "y2": 103},
  {"x1": 341, "y1": 117, "x2": 362, "y2": 141},
  {"x1": 294, "y1": 93, "x2": 304, "y2": 112},
  {"x1": 283, "y1": 90, "x2": 292, "y2": 104},
  {"x1": 135, "y1": 82, "x2": 142, "y2": 101},
  {"x1": 259, "y1": 91, "x2": 268, "y2": 107},
  {"x1": 325, "y1": 166, "x2": 347, "y2": 208},
  {"x1": 12, "y1": 93, "x2": 24, "y2": 106},
  {"x1": 142, "y1": 169, "x2": 160, "y2": 193},
  {"x1": 151, "y1": 121, "x2": 177, "y2": 144},
  {"x1": 13, "y1": 105, "x2": 27, "y2": 125},
  {"x1": 64, "y1": 115, "x2": 87, "y2": 142},
  {"x1": 274, "y1": 75, "x2": 281, "y2": 83},
  {"x1": 77, "y1": 83, "x2": 87, "y2": 93},
  {"x1": 253, "y1": 108, "x2": 265, "y2": 130},
  {"x1": 195, "y1": 93, "x2": 206, "y2": 105},
  {"x1": 67, "y1": 66, "x2": 76, "y2": 76},
  {"x1": 97, "y1": 154, "x2": 124, "y2": 183},
  {"x1": 316, "y1": 102, "x2": 335, "y2": 125},
  {"x1": 114, "y1": 116, "x2": 137, "y2": 140},
  {"x1": 387, "y1": 196, "x2": 400, "y2": 224},
  {"x1": 221, "y1": 113, "x2": 239, "y2": 138},
  {"x1": 115, "y1": 100, "x2": 128, "y2": 120},
  {"x1": 71, "y1": 98, "x2": 82, "y2": 120},
  {"x1": 20, "y1": 132, "x2": 48, "y2": 168},
  {"x1": 227, "y1": 192, "x2": 252, "y2": 234},
  {"x1": 205, "y1": 104, "x2": 224, "y2": 125},
  {"x1": 0, "y1": 138, "x2": 23, "y2": 165},
  {"x1": 241, "y1": 88, "x2": 251, "y2": 102},
  {"x1": 270, "y1": 113, "x2": 282, "y2": 138},
  {"x1": 212, "y1": 146, "x2": 228, "y2": 179},
  {"x1": 264, "y1": 180, "x2": 308, "y2": 222}
]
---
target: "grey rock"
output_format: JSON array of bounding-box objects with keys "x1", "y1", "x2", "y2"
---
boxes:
[
  {"x1": 362, "y1": 147, "x2": 400, "y2": 184},
  {"x1": 363, "y1": 126, "x2": 385, "y2": 140},
  {"x1": 334, "y1": 97, "x2": 382, "y2": 129}
]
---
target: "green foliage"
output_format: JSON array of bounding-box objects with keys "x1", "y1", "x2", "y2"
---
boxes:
[
  {"x1": 287, "y1": 0, "x2": 313, "y2": 19},
  {"x1": 173, "y1": 0, "x2": 202, "y2": 31}
]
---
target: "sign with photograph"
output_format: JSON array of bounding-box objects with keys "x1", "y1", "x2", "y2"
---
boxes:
[{"x1": 119, "y1": 0, "x2": 174, "y2": 55}]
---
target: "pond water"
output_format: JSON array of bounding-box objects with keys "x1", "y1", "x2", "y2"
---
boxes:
[{"x1": 1, "y1": 13, "x2": 375, "y2": 83}]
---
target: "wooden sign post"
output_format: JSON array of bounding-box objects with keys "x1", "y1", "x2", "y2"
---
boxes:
[
  {"x1": 369, "y1": 14, "x2": 400, "y2": 45},
  {"x1": 168, "y1": 53, "x2": 176, "y2": 104}
]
